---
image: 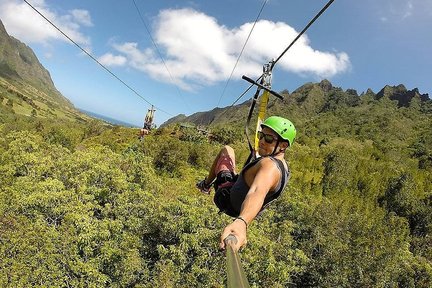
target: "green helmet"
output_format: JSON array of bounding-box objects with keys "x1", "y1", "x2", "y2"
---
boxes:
[{"x1": 261, "y1": 116, "x2": 296, "y2": 146}]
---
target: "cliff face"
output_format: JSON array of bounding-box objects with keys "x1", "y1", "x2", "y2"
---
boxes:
[
  {"x1": 0, "y1": 19, "x2": 72, "y2": 107},
  {"x1": 376, "y1": 84, "x2": 430, "y2": 108}
]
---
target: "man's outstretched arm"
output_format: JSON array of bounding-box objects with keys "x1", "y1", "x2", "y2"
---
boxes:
[{"x1": 219, "y1": 159, "x2": 279, "y2": 251}]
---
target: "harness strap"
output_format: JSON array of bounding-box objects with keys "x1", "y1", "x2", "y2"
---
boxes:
[{"x1": 262, "y1": 157, "x2": 288, "y2": 208}]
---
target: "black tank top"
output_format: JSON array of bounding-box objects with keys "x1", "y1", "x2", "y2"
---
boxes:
[{"x1": 229, "y1": 156, "x2": 290, "y2": 215}]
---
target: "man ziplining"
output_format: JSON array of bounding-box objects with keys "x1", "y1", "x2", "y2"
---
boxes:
[
  {"x1": 139, "y1": 106, "x2": 156, "y2": 140},
  {"x1": 196, "y1": 116, "x2": 296, "y2": 251},
  {"x1": 194, "y1": 0, "x2": 334, "y2": 252}
]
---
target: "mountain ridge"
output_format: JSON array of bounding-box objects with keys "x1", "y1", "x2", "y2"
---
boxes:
[{"x1": 162, "y1": 79, "x2": 431, "y2": 128}]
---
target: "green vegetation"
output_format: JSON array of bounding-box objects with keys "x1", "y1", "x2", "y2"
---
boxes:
[{"x1": 1, "y1": 79, "x2": 432, "y2": 287}]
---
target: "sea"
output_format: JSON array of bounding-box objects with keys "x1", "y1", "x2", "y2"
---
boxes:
[{"x1": 79, "y1": 109, "x2": 140, "y2": 128}]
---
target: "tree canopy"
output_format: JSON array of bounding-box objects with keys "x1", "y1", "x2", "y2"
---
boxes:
[{"x1": 1, "y1": 81, "x2": 431, "y2": 287}]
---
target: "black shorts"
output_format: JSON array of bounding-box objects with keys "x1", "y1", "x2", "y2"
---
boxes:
[{"x1": 213, "y1": 170, "x2": 238, "y2": 217}]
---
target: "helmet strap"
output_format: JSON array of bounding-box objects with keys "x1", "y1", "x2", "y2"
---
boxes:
[{"x1": 271, "y1": 138, "x2": 280, "y2": 156}]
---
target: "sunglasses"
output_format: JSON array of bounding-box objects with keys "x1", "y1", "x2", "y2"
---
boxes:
[{"x1": 258, "y1": 131, "x2": 278, "y2": 144}]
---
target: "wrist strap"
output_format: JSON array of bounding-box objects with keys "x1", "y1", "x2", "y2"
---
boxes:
[{"x1": 234, "y1": 216, "x2": 248, "y2": 229}]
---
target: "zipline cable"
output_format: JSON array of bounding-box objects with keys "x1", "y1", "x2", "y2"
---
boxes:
[
  {"x1": 271, "y1": 0, "x2": 335, "y2": 69},
  {"x1": 209, "y1": 80, "x2": 257, "y2": 125},
  {"x1": 132, "y1": 0, "x2": 192, "y2": 113},
  {"x1": 23, "y1": 0, "x2": 174, "y2": 117},
  {"x1": 216, "y1": 0, "x2": 269, "y2": 108},
  {"x1": 214, "y1": 0, "x2": 335, "y2": 122}
]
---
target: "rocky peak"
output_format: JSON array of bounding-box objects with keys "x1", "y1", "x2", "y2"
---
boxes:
[
  {"x1": 318, "y1": 79, "x2": 333, "y2": 92},
  {"x1": 346, "y1": 89, "x2": 358, "y2": 96},
  {"x1": 376, "y1": 84, "x2": 429, "y2": 107},
  {"x1": 365, "y1": 88, "x2": 375, "y2": 95}
]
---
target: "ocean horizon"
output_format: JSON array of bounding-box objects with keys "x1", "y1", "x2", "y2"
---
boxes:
[{"x1": 79, "y1": 109, "x2": 140, "y2": 128}]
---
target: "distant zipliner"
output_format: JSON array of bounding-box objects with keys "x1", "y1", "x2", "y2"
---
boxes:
[{"x1": 139, "y1": 105, "x2": 156, "y2": 140}]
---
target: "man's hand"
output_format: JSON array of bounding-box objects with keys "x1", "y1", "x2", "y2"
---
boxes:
[{"x1": 219, "y1": 218, "x2": 247, "y2": 251}]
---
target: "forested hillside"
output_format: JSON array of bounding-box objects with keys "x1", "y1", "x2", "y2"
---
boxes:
[{"x1": 1, "y1": 75, "x2": 431, "y2": 287}]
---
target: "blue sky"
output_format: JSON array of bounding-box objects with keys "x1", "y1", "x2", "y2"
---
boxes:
[{"x1": 0, "y1": 0, "x2": 431, "y2": 126}]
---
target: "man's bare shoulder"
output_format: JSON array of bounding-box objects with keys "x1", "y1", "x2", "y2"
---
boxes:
[{"x1": 254, "y1": 157, "x2": 281, "y2": 173}]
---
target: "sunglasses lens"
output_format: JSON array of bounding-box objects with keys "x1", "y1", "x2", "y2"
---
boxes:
[
  {"x1": 259, "y1": 132, "x2": 275, "y2": 144},
  {"x1": 265, "y1": 135, "x2": 274, "y2": 143}
]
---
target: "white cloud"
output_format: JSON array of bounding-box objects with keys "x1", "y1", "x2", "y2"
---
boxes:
[
  {"x1": 396, "y1": 1, "x2": 414, "y2": 19},
  {"x1": 70, "y1": 9, "x2": 93, "y2": 27},
  {"x1": 98, "y1": 53, "x2": 127, "y2": 66},
  {"x1": 378, "y1": 0, "x2": 432, "y2": 24},
  {"x1": 380, "y1": 0, "x2": 415, "y2": 21},
  {"x1": 0, "y1": 0, "x2": 91, "y2": 47},
  {"x1": 102, "y1": 8, "x2": 350, "y2": 91},
  {"x1": 404, "y1": 2, "x2": 414, "y2": 18}
]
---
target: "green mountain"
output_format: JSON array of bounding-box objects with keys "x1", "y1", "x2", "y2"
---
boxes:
[
  {"x1": 0, "y1": 19, "x2": 90, "y2": 123},
  {"x1": 162, "y1": 79, "x2": 432, "y2": 173},
  {"x1": 163, "y1": 79, "x2": 431, "y2": 128}
]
